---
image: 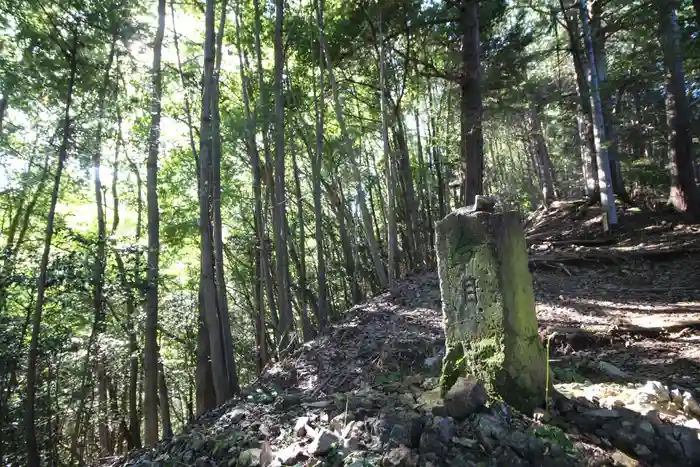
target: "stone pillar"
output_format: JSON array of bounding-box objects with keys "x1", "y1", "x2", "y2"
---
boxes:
[{"x1": 436, "y1": 207, "x2": 548, "y2": 414}]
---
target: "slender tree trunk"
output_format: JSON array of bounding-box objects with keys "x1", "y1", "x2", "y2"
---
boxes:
[
  {"x1": 380, "y1": 23, "x2": 397, "y2": 292},
  {"x1": 272, "y1": 0, "x2": 294, "y2": 352},
  {"x1": 144, "y1": 0, "x2": 166, "y2": 445},
  {"x1": 394, "y1": 111, "x2": 421, "y2": 267},
  {"x1": 291, "y1": 129, "x2": 314, "y2": 340},
  {"x1": 195, "y1": 300, "x2": 216, "y2": 415},
  {"x1": 211, "y1": 0, "x2": 240, "y2": 395},
  {"x1": 25, "y1": 34, "x2": 78, "y2": 467},
  {"x1": 528, "y1": 102, "x2": 555, "y2": 204},
  {"x1": 427, "y1": 82, "x2": 446, "y2": 219},
  {"x1": 312, "y1": 44, "x2": 329, "y2": 330},
  {"x1": 414, "y1": 109, "x2": 433, "y2": 257},
  {"x1": 560, "y1": 0, "x2": 599, "y2": 202},
  {"x1": 659, "y1": 1, "x2": 699, "y2": 218},
  {"x1": 93, "y1": 31, "x2": 117, "y2": 458},
  {"x1": 98, "y1": 361, "x2": 110, "y2": 456},
  {"x1": 580, "y1": 0, "x2": 617, "y2": 227},
  {"x1": 459, "y1": 0, "x2": 484, "y2": 206},
  {"x1": 318, "y1": 0, "x2": 388, "y2": 289},
  {"x1": 253, "y1": 0, "x2": 280, "y2": 351},
  {"x1": 199, "y1": 0, "x2": 231, "y2": 405},
  {"x1": 589, "y1": 3, "x2": 627, "y2": 201},
  {"x1": 234, "y1": 0, "x2": 268, "y2": 368},
  {"x1": 171, "y1": 0, "x2": 200, "y2": 174},
  {"x1": 158, "y1": 361, "x2": 172, "y2": 438},
  {"x1": 0, "y1": 92, "x2": 6, "y2": 135}
]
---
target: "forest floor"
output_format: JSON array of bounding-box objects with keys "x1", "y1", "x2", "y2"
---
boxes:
[{"x1": 103, "y1": 201, "x2": 700, "y2": 467}]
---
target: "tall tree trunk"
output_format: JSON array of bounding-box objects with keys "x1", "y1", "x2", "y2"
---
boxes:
[
  {"x1": 589, "y1": 2, "x2": 627, "y2": 201},
  {"x1": 199, "y1": 0, "x2": 231, "y2": 405},
  {"x1": 580, "y1": 0, "x2": 617, "y2": 227},
  {"x1": 291, "y1": 128, "x2": 314, "y2": 340},
  {"x1": 659, "y1": 1, "x2": 699, "y2": 218},
  {"x1": 528, "y1": 101, "x2": 555, "y2": 204},
  {"x1": 25, "y1": 34, "x2": 78, "y2": 467},
  {"x1": 211, "y1": 0, "x2": 240, "y2": 395},
  {"x1": 427, "y1": 82, "x2": 446, "y2": 219},
  {"x1": 171, "y1": 0, "x2": 200, "y2": 174},
  {"x1": 144, "y1": 0, "x2": 166, "y2": 445},
  {"x1": 195, "y1": 300, "x2": 216, "y2": 415},
  {"x1": 380, "y1": 22, "x2": 397, "y2": 292},
  {"x1": 414, "y1": 109, "x2": 433, "y2": 257},
  {"x1": 0, "y1": 92, "x2": 6, "y2": 135},
  {"x1": 560, "y1": 0, "x2": 599, "y2": 202},
  {"x1": 234, "y1": 0, "x2": 269, "y2": 368},
  {"x1": 158, "y1": 361, "x2": 172, "y2": 438},
  {"x1": 253, "y1": 0, "x2": 280, "y2": 351},
  {"x1": 98, "y1": 361, "x2": 110, "y2": 456},
  {"x1": 93, "y1": 31, "x2": 117, "y2": 458},
  {"x1": 393, "y1": 111, "x2": 421, "y2": 267},
  {"x1": 317, "y1": 0, "x2": 388, "y2": 289},
  {"x1": 272, "y1": 0, "x2": 294, "y2": 352},
  {"x1": 312, "y1": 44, "x2": 329, "y2": 330},
  {"x1": 326, "y1": 177, "x2": 361, "y2": 304},
  {"x1": 459, "y1": 0, "x2": 484, "y2": 206}
]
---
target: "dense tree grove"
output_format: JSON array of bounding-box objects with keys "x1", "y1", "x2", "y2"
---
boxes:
[{"x1": 0, "y1": 0, "x2": 698, "y2": 464}]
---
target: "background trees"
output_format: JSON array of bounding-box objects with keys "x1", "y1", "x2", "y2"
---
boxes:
[{"x1": 1, "y1": 0, "x2": 699, "y2": 463}]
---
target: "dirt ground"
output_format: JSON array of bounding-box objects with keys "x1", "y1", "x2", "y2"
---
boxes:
[{"x1": 527, "y1": 201, "x2": 700, "y2": 394}]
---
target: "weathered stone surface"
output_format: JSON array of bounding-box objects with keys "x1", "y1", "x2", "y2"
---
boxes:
[
  {"x1": 382, "y1": 446, "x2": 418, "y2": 467},
  {"x1": 443, "y1": 377, "x2": 486, "y2": 420},
  {"x1": 436, "y1": 209, "x2": 548, "y2": 413},
  {"x1": 238, "y1": 448, "x2": 262, "y2": 467},
  {"x1": 308, "y1": 429, "x2": 339, "y2": 455}
]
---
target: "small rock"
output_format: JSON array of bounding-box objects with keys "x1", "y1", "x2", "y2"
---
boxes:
[
  {"x1": 304, "y1": 400, "x2": 334, "y2": 409},
  {"x1": 294, "y1": 416, "x2": 310, "y2": 437},
  {"x1": 633, "y1": 444, "x2": 652, "y2": 457},
  {"x1": 238, "y1": 448, "x2": 262, "y2": 467},
  {"x1": 683, "y1": 392, "x2": 700, "y2": 417},
  {"x1": 611, "y1": 450, "x2": 639, "y2": 467},
  {"x1": 583, "y1": 409, "x2": 621, "y2": 419},
  {"x1": 636, "y1": 381, "x2": 669, "y2": 406},
  {"x1": 472, "y1": 195, "x2": 496, "y2": 213},
  {"x1": 308, "y1": 429, "x2": 339, "y2": 456},
  {"x1": 443, "y1": 377, "x2": 487, "y2": 421},
  {"x1": 398, "y1": 393, "x2": 415, "y2": 407},
  {"x1": 490, "y1": 401, "x2": 512, "y2": 424},
  {"x1": 382, "y1": 446, "x2": 418, "y2": 467},
  {"x1": 424, "y1": 356, "x2": 441, "y2": 368},
  {"x1": 434, "y1": 416, "x2": 456, "y2": 443},
  {"x1": 195, "y1": 457, "x2": 216, "y2": 467},
  {"x1": 276, "y1": 444, "x2": 305, "y2": 465},
  {"x1": 226, "y1": 407, "x2": 247, "y2": 424},
  {"x1": 684, "y1": 418, "x2": 700, "y2": 430},
  {"x1": 670, "y1": 388, "x2": 683, "y2": 405},
  {"x1": 344, "y1": 435, "x2": 362, "y2": 451},
  {"x1": 452, "y1": 437, "x2": 477, "y2": 448},
  {"x1": 330, "y1": 413, "x2": 354, "y2": 433},
  {"x1": 597, "y1": 361, "x2": 627, "y2": 379},
  {"x1": 419, "y1": 430, "x2": 448, "y2": 458}
]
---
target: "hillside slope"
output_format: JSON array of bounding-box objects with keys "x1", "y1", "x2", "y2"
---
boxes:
[{"x1": 100, "y1": 204, "x2": 700, "y2": 467}]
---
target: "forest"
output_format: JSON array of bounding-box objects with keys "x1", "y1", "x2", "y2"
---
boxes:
[{"x1": 1, "y1": 0, "x2": 699, "y2": 465}]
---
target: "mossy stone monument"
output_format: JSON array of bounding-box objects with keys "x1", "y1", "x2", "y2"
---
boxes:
[{"x1": 436, "y1": 205, "x2": 548, "y2": 414}]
